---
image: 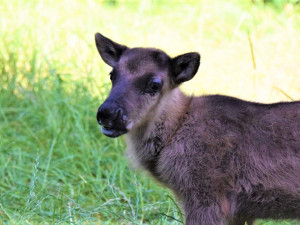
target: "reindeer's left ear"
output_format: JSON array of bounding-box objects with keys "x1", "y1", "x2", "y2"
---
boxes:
[
  {"x1": 171, "y1": 52, "x2": 200, "y2": 85},
  {"x1": 95, "y1": 33, "x2": 128, "y2": 67}
]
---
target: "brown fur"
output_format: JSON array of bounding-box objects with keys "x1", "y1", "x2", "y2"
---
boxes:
[{"x1": 95, "y1": 33, "x2": 300, "y2": 225}]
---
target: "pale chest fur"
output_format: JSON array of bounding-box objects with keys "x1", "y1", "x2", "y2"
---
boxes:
[
  {"x1": 124, "y1": 132, "x2": 163, "y2": 173},
  {"x1": 124, "y1": 89, "x2": 192, "y2": 174}
]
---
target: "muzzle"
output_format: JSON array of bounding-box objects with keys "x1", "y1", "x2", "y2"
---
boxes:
[{"x1": 97, "y1": 101, "x2": 128, "y2": 138}]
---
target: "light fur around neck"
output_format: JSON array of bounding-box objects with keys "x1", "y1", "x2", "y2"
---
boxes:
[{"x1": 124, "y1": 88, "x2": 190, "y2": 169}]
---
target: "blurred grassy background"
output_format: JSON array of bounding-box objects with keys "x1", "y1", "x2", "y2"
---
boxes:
[{"x1": 0, "y1": 0, "x2": 299, "y2": 224}]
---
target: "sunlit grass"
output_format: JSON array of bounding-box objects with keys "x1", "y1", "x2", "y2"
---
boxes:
[{"x1": 0, "y1": 0, "x2": 299, "y2": 224}]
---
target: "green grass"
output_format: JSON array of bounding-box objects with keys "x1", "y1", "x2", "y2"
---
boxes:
[{"x1": 0, "y1": 0, "x2": 299, "y2": 224}]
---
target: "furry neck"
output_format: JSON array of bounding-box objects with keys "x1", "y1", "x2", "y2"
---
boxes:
[
  {"x1": 124, "y1": 88, "x2": 191, "y2": 172},
  {"x1": 134, "y1": 88, "x2": 190, "y2": 141}
]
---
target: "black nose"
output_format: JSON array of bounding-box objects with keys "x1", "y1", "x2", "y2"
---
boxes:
[{"x1": 97, "y1": 104, "x2": 123, "y2": 126}]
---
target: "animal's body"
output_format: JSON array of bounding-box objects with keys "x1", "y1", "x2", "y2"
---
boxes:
[{"x1": 95, "y1": 33, "x2": 300, "y2": 225}]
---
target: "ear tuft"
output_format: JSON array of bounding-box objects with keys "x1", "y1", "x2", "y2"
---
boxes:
[
  {"x1": 95, "y1": 33, "x2": 128, "y2": 67},
  {"x1": 171, "y1": 52, "x2": 200, "y2": 85}
]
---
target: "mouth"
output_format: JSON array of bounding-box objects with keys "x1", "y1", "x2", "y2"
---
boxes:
[{"x1": 101, "y1": 126, "x2": 127, "y2": 138}]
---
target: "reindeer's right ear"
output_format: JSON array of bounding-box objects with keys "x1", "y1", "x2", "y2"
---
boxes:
[
  {"x1": 95, "y1": 33, "x2": 128, "y2": 67},
  {"x1": 171, "y1": 52, "x2": 200, "y2": 85}
]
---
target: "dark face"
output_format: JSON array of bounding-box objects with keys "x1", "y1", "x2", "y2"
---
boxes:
[
  {"x1": 97, "y1": 48, "x2": 170, "y2": 137},
  {"x1": 95, "y1": 33, "x2": 200, "y2": 138}
]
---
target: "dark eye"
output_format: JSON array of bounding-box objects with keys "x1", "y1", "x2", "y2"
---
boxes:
[
  {"x1": 146, "y1": 78, "x2": 162, "y2": 95},
  {"x1": 109, "y1": 72, "x2": 116, "y2": 81}
]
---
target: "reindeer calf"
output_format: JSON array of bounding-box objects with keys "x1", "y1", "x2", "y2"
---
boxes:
[{"x1": 95, "y1": 33, "x2": 300, "y2": 225}]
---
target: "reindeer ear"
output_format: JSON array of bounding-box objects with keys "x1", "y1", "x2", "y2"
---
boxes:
[
  {"x1": 95, "y1": 33, "x2": 128, "y2": 67},
  {"x1": 171, "y1": 52, "x2": 200, "y2": 84}
]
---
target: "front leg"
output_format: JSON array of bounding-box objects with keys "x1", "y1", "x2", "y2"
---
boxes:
[
  {"x1": 185, "y1": 204, "x2": 227, "y2": 225},
  {"x1": 175, "y1": 173, "x2": 231, "y2": 224},
  {"x1": 180, "y1": 183, "x2": 231, "y2": 225},
  {"x1": 228, "y1": 217, "x2": 254, "y2": 225}
]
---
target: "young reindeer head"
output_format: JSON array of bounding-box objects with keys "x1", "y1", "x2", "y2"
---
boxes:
[{"x1": 95, "y1": 33, "x2": 200, "y2": 138}]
